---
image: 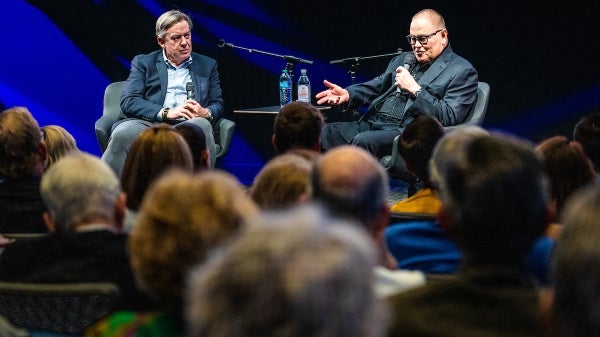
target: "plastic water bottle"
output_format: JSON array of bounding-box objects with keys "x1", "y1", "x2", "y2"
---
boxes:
[
  {"x1": 279, "y1": 69, "x2": 292, "y2": 107},
  {"x1": 297, "y1": 69, "x2": 311, "y2": 103}
]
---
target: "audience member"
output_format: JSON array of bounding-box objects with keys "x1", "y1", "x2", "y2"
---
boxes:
[
  {"x1": 120, "y1": 124, "x2": 194, "y2": 231},
  {"x1": 41, "y1": 124, "x2": 79, "y2": 168},
  {"x1": 186, "y1": 204, "x2": 388, "y2": 337},
  {"x1": 573, "y1": 112, "x2": 600, "y2": 181},
  {"x1": 0, "y1": 107, "x2": 48, "y2": 234},
  {"x1": 174, "y1": 123, "x2": 210, "y2": 171},
  {"x1": 102, "y1": 9, "x2": 223, "y2": 176},
  {"x1": 315, "y1": 9, "x2": 478, "y2": 157},
  {"x1": 86, "y1": 169, "x2": 259, "y2": 337},
  {"x1": 387, "y1": 133, "x2": 550, "y2": 337},
  {"x1": 390, "y1": 115, "x2": 445, "y2": 214},
  {"x1": 0, "y1": 152, "x2": 155, "y2": 310},
  {"x1": 310, "y1": 145, "x2": 425, "y2": 297},
  {"x1": 549, "y1": 185, "x2": 600, "y2": 337},
  {"x1": 385, "y1": 125, "x2": 487, "y2": 274},
  {"x1": 249, "y1": 153, "x2": 312, "y2": 210},
  {"x1": 534, "y1": 135, "x2": 595, "y2": 240},
  {"x1": 272, "y1": 101, "x2": 324, "y2": 155}
]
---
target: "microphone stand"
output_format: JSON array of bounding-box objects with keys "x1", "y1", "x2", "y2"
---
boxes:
[
  {"x1": 330, "y1": 48, "x2": 403, "y2": 84},
  {"x1": 218, "y1": 39, "x2": 313, "y2": 81}
]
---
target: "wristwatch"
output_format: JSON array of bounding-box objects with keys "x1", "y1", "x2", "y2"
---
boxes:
[
  {"x1": 413, "y1": 89, "x2": 422, "y2": 98},
  {"x1": 206, "y1": 109, "x2": 213, "y2": 121}
]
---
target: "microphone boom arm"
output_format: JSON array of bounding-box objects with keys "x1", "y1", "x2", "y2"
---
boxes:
[{"x1": 218, "y1": 39, "x2": 313, "y2": 79}]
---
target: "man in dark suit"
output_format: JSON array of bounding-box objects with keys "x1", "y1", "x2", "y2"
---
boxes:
[
  {"x1": 102, "y1": 9, "x2": 224, "y2": 176},
  {"x1": 0, "y1": 152, "x2": 156, "y2": 311},
  {"x1": 315, "y1": 9, "x2": 478, "y2": 157}
]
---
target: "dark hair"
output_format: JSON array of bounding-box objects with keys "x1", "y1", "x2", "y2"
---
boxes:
[
  {"x1": 0, "y1": 107, "x2": 43, "y2": 178},
  {"x1": 274, "y1": 101, "x2": 324, "y2": 153},
  {"x1": 535, "y1": 135, "x2": 595, "y2": 218},
  {"x1": 398, "y1": 115, "x2": 445, "y2": 182},
  {"x1": 121, "y1": 124, "x2": 193, "y2": 210},
  {"x1": 440, "y1": 134, "x2": 549, "y2": 265},
  {"x1": 573, "y1": 112, "x2": 600, "y2": 172},
  {"x1": 175, "y1": 123, "x2": 208, "y2": 171}
]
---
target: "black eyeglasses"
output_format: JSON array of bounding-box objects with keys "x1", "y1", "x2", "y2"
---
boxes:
[{"x1": 406, "y1": 29, "x2": 443, "y2": 45}]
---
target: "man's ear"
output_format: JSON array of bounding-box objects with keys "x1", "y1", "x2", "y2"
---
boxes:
[
  {"x1": 271, "y1": 134, "x2": 279, "y2": 153},
  {"x1": 201, "y1": 149, "x2": 210, "y2": 170},
  {"x1": 38, "y1": 140, "x2": 48, "y2": 171},
  {"x1": 114, "y1": 192, "x2": 126, "y2": 232},
  {"x1": 157, "y1": 36, "x2": 165, "y2": 48},
  {"x1": 313, "y1": 139, "x2": 322, "y2": 152},
  {"x1": 437, "y1": 205, "x2": 453, "y2": 237},
  {"x1": 43, "y1": 212, "x2": 56, "y2": 233},
  {"x1": 372, "y1": 204, "x2": 391, "y2": 239}
]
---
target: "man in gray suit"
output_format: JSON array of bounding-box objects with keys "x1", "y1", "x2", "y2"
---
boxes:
[
  {"x1": 102, "y1": 10, "x2": 223, "y2": 176},
  {"x1": 316, "y1": 9, "x2": 478, "y2": 157}
]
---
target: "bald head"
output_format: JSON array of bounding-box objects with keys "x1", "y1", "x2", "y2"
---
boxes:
[{"x1": 311, "y1": 145, "x2": 388, "y2": 229}]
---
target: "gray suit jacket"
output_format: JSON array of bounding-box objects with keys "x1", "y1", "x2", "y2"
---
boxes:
[
  {"x1": 120, "y1": 50, "x2": 224, "y2": 122},
  {"x1": 347, "y1": 45, "x2": 478, "y2": 127}
]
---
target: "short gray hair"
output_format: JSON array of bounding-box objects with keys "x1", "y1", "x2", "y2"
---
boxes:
[
  {"x1": 40, "y1": 152, "x2": 121, "y2": 232},
  {"x1": 155, "y1": 10, "x2": 193, "y2": 39}
]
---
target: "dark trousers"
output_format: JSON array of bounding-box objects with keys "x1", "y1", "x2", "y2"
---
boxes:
[{"x1": 320, "y1": 118, "x2": 401, "y2": 157}]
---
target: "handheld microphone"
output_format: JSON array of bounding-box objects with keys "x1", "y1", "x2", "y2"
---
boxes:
[
  {"x1": 186, "y1": 82, "x2": 195, "y2": 100},
  {"x1": 396, "y1": 54, "x2": 417, "y2": 95}
]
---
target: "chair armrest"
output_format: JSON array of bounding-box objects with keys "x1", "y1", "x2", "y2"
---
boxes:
[
  {"x1": 95, "y1": 115, "x2": 117, "y2": 153},
  {"x1": 215, "y1": 118, "x2": 236, "y2": 159}
]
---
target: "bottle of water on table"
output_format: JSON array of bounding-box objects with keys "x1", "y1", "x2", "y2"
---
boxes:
[
  {"x1": 297, "y1": 68, "x2": 311, "y2": 103},
  {"x1": 279, "y1": 69, "x2": 292, "y2": 107}
]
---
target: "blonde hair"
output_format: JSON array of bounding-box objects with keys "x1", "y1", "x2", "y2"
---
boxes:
[{"x1": 41, "y1": 125, "x2": 78, "y2": 168}]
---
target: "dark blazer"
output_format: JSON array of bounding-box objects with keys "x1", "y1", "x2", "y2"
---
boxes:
[
  {"x1": 0, "y1": 230, "x2": 156, "y2": 311},
  {"x1": 0, "y1": 176, "x2": 47, "y2": 233},
  {"x1": 120, "y1": 50, "x2": 224, "y2": 122},
  {"x1": 347, "y1": 45, "x2": 478, "y2": 127},
  {"x1": 386, "y1": 267, "x2": 545, "y2": 337}
]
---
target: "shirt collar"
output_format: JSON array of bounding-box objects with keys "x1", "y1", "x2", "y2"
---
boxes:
[{"x1": 162, "y1": 50, "x2": 193, "y2": 69}]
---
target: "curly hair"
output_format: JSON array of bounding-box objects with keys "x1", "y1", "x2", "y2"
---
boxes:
[{"x1": 129, "y1": 169, "x2": 259, "y2": 308}]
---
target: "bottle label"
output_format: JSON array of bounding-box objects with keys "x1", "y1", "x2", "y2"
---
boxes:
[{"x1": 298, "y1": 85, "x2": 310, "y2": 103}]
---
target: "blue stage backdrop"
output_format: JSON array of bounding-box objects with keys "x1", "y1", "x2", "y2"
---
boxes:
[{"x1": 2, "y1": 0, "x2": 600, "y2": 184}]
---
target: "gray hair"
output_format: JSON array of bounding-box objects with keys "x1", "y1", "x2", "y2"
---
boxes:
[
  {"x1": 155, "y1": 10, "x2": 193, "y2": 39},
  {"x1": 186, "y1": 204, "x2": 387, "y2": 337},
  {"x1": 40, "y1": 152, "x2": 121, "y2": 232}
]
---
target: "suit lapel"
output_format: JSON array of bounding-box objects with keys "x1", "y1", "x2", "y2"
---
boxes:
[
  {"x1": 156, "y1": 52, "x2": 168, "y2": 103},
  {"x1": 404, "y1": 47, "x2": 453, "y2": 112}
]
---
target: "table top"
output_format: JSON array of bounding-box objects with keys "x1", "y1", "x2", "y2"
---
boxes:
[{"x1": 233, "y1": 105, "x2": 331, "y2": 114}]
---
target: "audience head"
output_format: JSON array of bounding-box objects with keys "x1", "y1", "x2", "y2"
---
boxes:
[
  {"x1": 130, "y1": 169, "x2": 259, "y2": 310},
  {"x1": 174, "y1": 123, "x2": 209, "y2": 171},
  {"x1": 429, "y1": 125, "x2": 489, "y2": 197},
  {"x1": 310, "y1": 145, "x2": 389, "y2": 232},
  {"x1": 573, "y1": 112, "x2": 600, "y2": 173},
  {"x1": 120, "y1": 124, "x2": 193, "y2": 211},
  {"x1": 551, "y1": 185, "x2": 600, "y2": 337},
  {"x1": 273, "y1": 101, "x2": 324, "y2": 154},
  {"x1": 186, "y1": 204, "x2": 386, "y2": 337},
  {"x1": 40, "y1": 152, "x2": 124, "y2": 233},
  {"x1": 534, "y1": 135, "x2": 595, "y2": 219},
  {"x1": 434, "y1": 133, "x2": 550, "y2": 267},
  {"x1": 249, "y1": 153, "x2": 312, "y2": 210},
  {"x1": 0, "y1": 106, "x2": 47, "y2": 179},
  {"x1": 41, "y1": 125, "x2": 79, "y2": 168},
  {"x1": 398, "y1": 115, "x2": 445, "y2": 183}
]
